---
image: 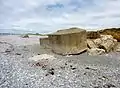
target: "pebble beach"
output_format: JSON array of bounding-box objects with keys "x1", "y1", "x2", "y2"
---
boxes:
[{"x1": 0, "y1": 35, "x2": 120, "y2": 88}]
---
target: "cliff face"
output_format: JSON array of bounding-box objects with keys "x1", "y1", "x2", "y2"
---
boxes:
[{"x1": 99, "y1": 28, "x2": 120, "y2": 42}]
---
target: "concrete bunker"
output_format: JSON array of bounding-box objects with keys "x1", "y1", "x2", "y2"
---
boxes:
[{"x1": 47, "y1": 28, "x2": 87, "y2": 55}]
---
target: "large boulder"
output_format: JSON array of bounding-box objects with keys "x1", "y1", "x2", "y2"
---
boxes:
[{"x1": 48, "y1": 28, "x2": 87, "y2": 55}]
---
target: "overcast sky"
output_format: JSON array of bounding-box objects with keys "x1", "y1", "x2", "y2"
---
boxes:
[{"x1": 0, "y1": 0, "x2": 120, "y2": 33}]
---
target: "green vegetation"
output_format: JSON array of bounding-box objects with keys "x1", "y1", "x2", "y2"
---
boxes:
[{"x1": 27, "y1": 33, "x2": 47, "y2": 36}]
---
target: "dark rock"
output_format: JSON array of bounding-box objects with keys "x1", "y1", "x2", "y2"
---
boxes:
[
  {"x1": 48, "y1": 70, "x2": 54, "y2": 75},
  {"x1": 70, "y1": 65, "x2": 73, "y2": 68},
  {"x1": 24, "y1": 46, "x2": 27, "y2": 48},
  {"x1": 15, "y1": 53, "x2": 21, "y2": 55},
  {"x1": 65, "y1": 63, "x2": 67, "y2": 65},
  {"x1": 102, "y1": 76, "x2": 108, "y2": 79},
  {"x1": 83, "y1": 72, "x2": 87, "y2": 75},
  {"x1": 5, "y1": 49, "x2": 11, "y2": 52},
  {"x1": 94, "y1": 86, "x2": 102, "y2": 88},
  {"x1": 45, "y1": 74, "x2": 49, "y2": 76},
  {"x1": 25, "y1": 83, "x2": 28, "y2": 85},
  {"x1": 103, "y1": 83, "x2": 115, "y2": 88},
  {"x1": 85, "y1": 67, "x2": 90, "y2": 69},
  {"x1": 50, "y1": 68, "x2": 54, "y2": 71},
  {"x1": 48, "y1": 68, "x2": 54, "y2": 75},
  {"x1": 35, "y1": 62, "x2": 41, "y2": 66},
  {"x1": 42, "y1": 65, "x2": 47, "y2": 70},
  {"x1": 85, "y1": 67, "x2": 97, "y2": 71},
  {"x1": 22, "y1": 34, "x2": 29, "y2": 38},
  {"x1": 71, "y1": 67, "x2": 76, "y2": 70},
  {"x1": 60, "y1": 66, "x2": 65, "y2": 69}
]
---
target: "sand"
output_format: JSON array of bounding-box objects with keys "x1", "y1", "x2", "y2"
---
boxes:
[{"x1": 0, "y1": 35, "x2": 120, "y2": 88}]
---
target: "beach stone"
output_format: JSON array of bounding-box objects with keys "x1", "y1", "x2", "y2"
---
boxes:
[
  {"x1": 87, "y1": 48, "x2": 105, "y2": 56},
  {"x1": 47, "y1": 69, "x2": 54, "y2": 75},
  {"x1": 103, "y1": 83, "x2": 115, "y2": 88},
  {"x1": 48, "y1": 28, "x2": 87, "y2": 55}
]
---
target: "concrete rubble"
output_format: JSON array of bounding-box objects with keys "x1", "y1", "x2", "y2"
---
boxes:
[
  {"x1": 115, "y1": 43, "x2": 120, "y2": 52},
  {"x1": 39, "y1": 28, "x2": 119, "y2": 56},
  {"x1": 87, "y1": 39, "x2": 97, "y2": 49},
  {"x1": 87, "y1": 35, "x2": 118, "y2": 56},
  {"x1": 87, "y1": 48, "x2": 105, "y2": 56}
]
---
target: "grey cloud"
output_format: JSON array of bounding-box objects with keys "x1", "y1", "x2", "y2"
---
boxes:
[{"x1": 0, "y1": 0, "x2": 120, "y2": 33}]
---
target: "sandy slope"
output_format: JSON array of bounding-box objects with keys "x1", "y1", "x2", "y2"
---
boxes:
[{"x1": 0, "y1": 35, "x2": 120, "y2": 88}]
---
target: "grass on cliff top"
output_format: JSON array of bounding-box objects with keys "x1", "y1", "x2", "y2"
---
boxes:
[{"x1": 27, "y1": 33, "x2": 48, "y2": 36}]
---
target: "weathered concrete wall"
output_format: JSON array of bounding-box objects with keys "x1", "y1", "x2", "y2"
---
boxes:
[
  {"x1": 39, "y1": 37, "x2": 50, "y2": 48},
  {"x1": 48, "y1": 28, "x2": 87, "y2": 55}
]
